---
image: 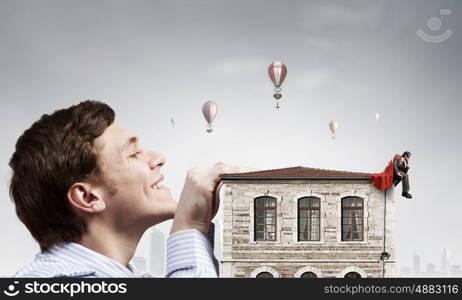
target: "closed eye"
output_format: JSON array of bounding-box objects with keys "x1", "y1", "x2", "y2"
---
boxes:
[{"x1": 129, "y1": 151, "x2": 141, "y2": 159}]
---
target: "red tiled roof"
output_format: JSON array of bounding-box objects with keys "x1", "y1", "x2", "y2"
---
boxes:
[{"x1": 220, "y1": 166, "x2": 371, "y2": 180}]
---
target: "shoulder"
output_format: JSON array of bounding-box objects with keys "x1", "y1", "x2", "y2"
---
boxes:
[{"x1": 12, "y1": 255, "x2": 96, "y2": 278}]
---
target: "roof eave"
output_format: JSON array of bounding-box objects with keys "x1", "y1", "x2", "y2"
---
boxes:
[{"x1": 219, "y1": 176, "x2": 371, "y2": 181}]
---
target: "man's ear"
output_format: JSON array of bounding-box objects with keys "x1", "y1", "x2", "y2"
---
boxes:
[{"x1": 67, "y1": 182, "x2": 106, "y2": 214}]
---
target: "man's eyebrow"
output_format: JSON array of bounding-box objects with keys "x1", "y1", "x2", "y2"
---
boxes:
[{"x1": 120, "y1": 136, "x2": 138, "y2": 153}]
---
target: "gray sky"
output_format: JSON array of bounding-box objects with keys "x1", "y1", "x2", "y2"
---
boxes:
[{"x1": 1, "y1": 0, "x2": 461, "y2": 276}]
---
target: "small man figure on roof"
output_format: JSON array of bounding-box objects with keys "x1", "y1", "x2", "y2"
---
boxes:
[
  {"x1": 370, "y1": 151, "x2": 413, "y2": 199},
  {"x1": 393, "y1": 151, "x2": 412, "y2": 198}
]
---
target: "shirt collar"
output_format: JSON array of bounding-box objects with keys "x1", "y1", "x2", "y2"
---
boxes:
[{"x1": 43, "y1": 242, "x2": 139, "y2": 277}]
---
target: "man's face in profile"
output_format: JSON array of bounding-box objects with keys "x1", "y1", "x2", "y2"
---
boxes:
[{"x1": 93, "y1": 124, "x2": 177, "y2": 228}]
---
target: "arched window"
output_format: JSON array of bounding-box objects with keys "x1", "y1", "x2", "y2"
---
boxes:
[
  {"x1": 337, "y1": 267, "x2": 367, "y2": 278},
  {"x1": 344, "y1": 272, "x2": 361, "y2": 278},
  {"x1": 295, "y1": 266, "x2": 323, "y2": 278},
  {"x1": 254, "y1": 196, "x2": 277, "y2": 241},
  {"x1": 251, "y1": 267, "x2": 279, "y2": 278},
  {"x1": 298, "y1": 197, "x2": 320, "y2": 241},
  {"x1": 300, "y1": 271, "x2": 317, "y2": 278},
  {"x1": 341, "y1": 197, "x2": 364, "y2": 241},
  {"x1": 256, "y1": 272, "x2": 274, "y2": 278}
]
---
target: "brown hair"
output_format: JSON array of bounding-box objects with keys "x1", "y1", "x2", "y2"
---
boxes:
[{"x1": 9, "y1": 100, "x2": 115, "y2": 252}]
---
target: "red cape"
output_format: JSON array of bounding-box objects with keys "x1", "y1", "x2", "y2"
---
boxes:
[{"x1": 370, "y1": 154, "x2": 401, "y2": 191}]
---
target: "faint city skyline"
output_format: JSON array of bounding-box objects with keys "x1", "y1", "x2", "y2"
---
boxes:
[
  {"x1": 149, "y1": 228, "x2": 166, "y2": 277},
  {"x1": 399, "y1": 248, "x2": 461, "y2": 277},
  {"x1": 214, "y1": 219, "x2": 223, "y2": 260},
  {"x1": 132, "y1": 256, "x2": 147, "y2": 273}
]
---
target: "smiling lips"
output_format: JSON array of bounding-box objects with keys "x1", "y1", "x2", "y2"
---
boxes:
[{"x1": 151, "y1": 174, "x2": 165, "y2": 190}]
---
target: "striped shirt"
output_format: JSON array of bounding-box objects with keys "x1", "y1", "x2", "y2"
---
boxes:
[{"x1": 12, "y1": 228, "x2": 218, "y2": 278}]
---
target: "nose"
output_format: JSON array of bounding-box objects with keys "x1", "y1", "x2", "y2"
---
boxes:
[{"x1": 148, "y1": 151, "x2": 166, "y2": 170}]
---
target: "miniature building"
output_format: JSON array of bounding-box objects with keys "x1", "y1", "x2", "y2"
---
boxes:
[{"x1": 218, "y1": 166, "x2": 395, "y2": 278}]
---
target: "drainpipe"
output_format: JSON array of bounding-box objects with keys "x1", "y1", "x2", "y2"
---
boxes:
[{"x1": 383, "y1": 190, "x2": 386, "y2": 277}]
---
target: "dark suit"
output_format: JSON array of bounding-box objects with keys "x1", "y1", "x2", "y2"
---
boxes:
[{"x1": 393, "y1": 156, "x2": 410, "y2": 193}]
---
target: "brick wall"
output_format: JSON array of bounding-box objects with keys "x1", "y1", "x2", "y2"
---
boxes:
[{"x1": 219, "y1": 180, "x2": 396, "y2": 278}]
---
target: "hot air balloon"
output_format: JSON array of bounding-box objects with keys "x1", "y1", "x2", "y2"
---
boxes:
[
  {"x1": 202, "y1": 101, "x2": 218, "y2": 133},
  {"x1": 268, "y1": 61, "x2": 287, "y2": 109},
  {"x1": 329, "y1": 120, "x2": 338, "y2": 139}
]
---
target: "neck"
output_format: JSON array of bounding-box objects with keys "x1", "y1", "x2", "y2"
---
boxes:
[{"x1": 78, "y1": 219, "x2": 147, "y2": 268}]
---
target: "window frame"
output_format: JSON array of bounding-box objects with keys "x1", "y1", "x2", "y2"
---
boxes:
[
  {"x1": 297, "y1": 197, "x2": 321, "y2": 242},
  {"x1": 254, "y1": 196, "x2": 277, "y2": 241},
  {"x1": 341, "y1": 197, "x2": 364, "y2": 242}
]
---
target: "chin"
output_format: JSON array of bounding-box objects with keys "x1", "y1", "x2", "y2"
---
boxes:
[
  {"x1": 139, "y1": 208, "x2": 174, "y2": 227},
  {"x1": 163, "y1": 200, "x2": 178, "y2": 218},
  {"x1": 154, "y1": 197, "x2": 177, "y2": 218}
]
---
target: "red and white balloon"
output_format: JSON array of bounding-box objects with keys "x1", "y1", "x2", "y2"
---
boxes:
[{"x1": 268, "y1": 61, "x2": 287, "y2": 108}]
